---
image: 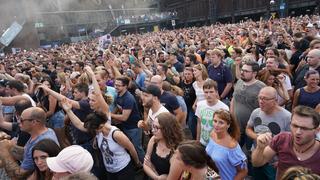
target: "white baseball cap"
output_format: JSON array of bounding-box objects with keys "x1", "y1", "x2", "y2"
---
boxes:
[{"x1": 46, "y1": 145, "x2": 94, "y2": 174}]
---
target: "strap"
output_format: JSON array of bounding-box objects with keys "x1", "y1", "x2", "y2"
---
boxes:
[{"x1": 111, "y1": 129, "x2": 121, "y2": 143}]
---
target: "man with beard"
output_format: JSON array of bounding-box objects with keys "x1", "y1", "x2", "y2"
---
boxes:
[
  {"x1": 137, "y1": 84, "x2": 168, "y2": 134},
  {"x1": 252, "y1": 106, "x2": 320, "y2": 179},
  {"x1": 231, "y1": 61, "x2": 266, "y2": 148}
]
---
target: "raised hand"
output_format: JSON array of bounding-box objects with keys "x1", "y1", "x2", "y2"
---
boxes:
[
  {"x1": 84, "y1": 66, "x2": 95, "y2": 77},
  {"x1": 60, "y1": 98, "x2": 72, "y2": 112},
  {"x1": 256, "y1": 132, "x2": 272, "y2": 149}
]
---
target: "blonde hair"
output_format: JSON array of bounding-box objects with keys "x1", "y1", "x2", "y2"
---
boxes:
[
  {"x1": 193, "y1": 64, "x2": 208, "y2": 80},
  {"x1": 281, "y1": 166, "x2": 320, "y2": 180}
]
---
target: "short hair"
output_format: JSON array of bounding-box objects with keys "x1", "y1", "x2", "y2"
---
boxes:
[
  {"x1": 186, "y1": 54, "x2": 197, "y2": 64},
  {"x1": 6, "y1": 80, "x2": 24, "y2": 92},
  {"x1": 14, "y1": 99, "x2": 32, "y2": 115},
  {"x1": 292, "y1": 106, "x2": 320, "y2": 128},
  {"x1": 158, "y1": 63, "x2": 168, "y2": 73},
  {"x1": 203, "y1": 79, "x2": 218, "y2": 91},
  {"x1": 116, "y1": 76, "x2": 130, "y2": 87},
  {"x1": 207, "y1": 49, "x2": 223, "y2": 58},
  {"x1": 29, "y1": 107, "x2": 47, "y2": 124},
  {"x1": 265, "y1": 48, "x2": 280, "y2": 57},
  {"x1": 74, "y1": 83, "x2": 89, "y2": 96},
  {"x1": 243, "y1": 61, "x2": 260, "y2": 73},
  {"x1": 309, "y1": 39, "x2": 320, "y2": 49},
  {"x1": 76, "y1": 62, "x2": 84, "y2": 69}
]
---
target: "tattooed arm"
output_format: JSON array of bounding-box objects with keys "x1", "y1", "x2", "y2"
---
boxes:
[
  {"x1": 10, "y1": 145, "x2": 24, "y2": 161},
  {"x1": 0, "y1": 140, "x2": 32, "y2": 179},
  {"x1": 2, "y1": 156, "x2": 33, "y2": 180}
]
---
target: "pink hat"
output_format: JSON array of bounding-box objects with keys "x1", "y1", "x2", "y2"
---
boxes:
[{"x1": 46, "y1": 145, "x2": 93, "y2": 174}]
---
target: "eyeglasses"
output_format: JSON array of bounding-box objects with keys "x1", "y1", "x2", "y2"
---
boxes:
[
  {"x1": 240, "y1": 69, "x2": 253, "y2": 73},
  {"x1": 258, "y1": 96, "x2": 276, "y2": 101},
  {"x1": 114, "y1": 84, "x2": 124, "y2": 87},
  {"x1": 290, "y1": 123, "x2": 316, "y2": 131},
  {"x1": 152, "y1": 124, "x2": 162, "y2": 132},
  {"x1": 20, "y1": 118, "x2": 34, "y2": 123}
]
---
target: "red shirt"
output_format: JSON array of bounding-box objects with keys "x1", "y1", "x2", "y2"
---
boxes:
[{"x1": 270, "y1": 132, "x2": 320, "y2": 179}]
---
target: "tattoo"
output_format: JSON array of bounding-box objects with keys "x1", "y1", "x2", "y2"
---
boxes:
[
  {"x1": 3, "y1": 157, "x2": 32, "y2": 179},
  {"x1": 10, "y1": 145, "x2": 24, "y2": 161}
]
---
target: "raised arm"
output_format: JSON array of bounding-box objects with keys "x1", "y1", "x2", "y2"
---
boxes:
[
  {"x1": 60, "y1": 98, "x2": 87, "y2": 132},
  {"x1": 39, "y1": 85, "x2": 80, "y2": 109},
  {"x1": 251, "y1": 133, "x2": 276, "y2": 167}
]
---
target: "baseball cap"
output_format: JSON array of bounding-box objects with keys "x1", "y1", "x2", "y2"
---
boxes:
[
  {"x1": 141, "y1": 84, "x2": 161, "y2": 98},
  {"x1": 70, "y1": 72, "x2": 81, "y2": 79},
  {"x1": 46, "y1": 145, "x2": 94, "y2": 174}
]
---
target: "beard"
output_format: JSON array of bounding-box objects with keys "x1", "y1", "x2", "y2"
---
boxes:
[{"x1": 143, "y1": 100, "x2": 153, "y2": 109}]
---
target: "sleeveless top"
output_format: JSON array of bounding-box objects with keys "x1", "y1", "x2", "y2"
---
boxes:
[
  {"x1": 298, "y1": 88, "x2": 320, "y2": 109},
  {"x1": 150, "y1": 142, "x2": 173, "y2": 175},
  {"x1": 97, "y1": 126, "x2": 131, "y2": 173}
]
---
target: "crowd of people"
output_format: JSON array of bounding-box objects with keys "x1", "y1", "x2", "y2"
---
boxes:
[{"x1": 0, "y1": 14, "x2": 319, "y2": 180}]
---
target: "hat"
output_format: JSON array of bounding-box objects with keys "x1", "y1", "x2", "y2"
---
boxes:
[
  {"x1": 142, "y1": 84, "x2": 161, "y2": 98},
  {"x1": 46, "y1": 145, "x2": 94, "y2": 174},
  {"x1": 70, "y1": 72, "x2": 81, "y2": 79},
  {"x1": 307, "y1": 23, "x2": 314, "y2": 28}
]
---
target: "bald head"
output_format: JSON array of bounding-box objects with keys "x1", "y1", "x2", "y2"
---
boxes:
[
  {"x1": 259, "y1": 86, "x2": 277, "y2": 98},
  {"x1": 22, "y1": 107, "x2": 47, "y2": 124},
  {"x1": 150, "y1": 75, "x2": 163, "y2": 90},
  {"x1": 308, "y1": 49, "x2": 320, "y2": 58},
  {"x1": 307, "y1": 49, "x2": 320, "y2": 68}
]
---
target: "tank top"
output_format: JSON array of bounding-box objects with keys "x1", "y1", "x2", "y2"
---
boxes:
[
  {"x1": 298, "y1": 88, "x2": 320, "y2": 109},
  {"x1": 97, "y1": 126, "x2": 131, "y2": 173},
  {"x1": 150, "y1": 142, "x2": 173, "y2": 175}
]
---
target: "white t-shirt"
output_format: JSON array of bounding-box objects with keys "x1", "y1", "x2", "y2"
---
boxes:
[
  {"x1": 147, "y1": 105, "x2": 169, "y2": 128},
  {"x1": 97, "y1": 126, "x2": 131, "y2": 173},
  {"x1": 195, "y1": 100, "x2": 229, "y2": 146},
  {"x1": 283, "y1": 74, "x2": 292, "y2": 91},
  {"x1": 192, "y1": 81, "x2": 205, "y2": 102},
  {"x1": 22, "y1": 93, "x2": 36, "y2": 107}
]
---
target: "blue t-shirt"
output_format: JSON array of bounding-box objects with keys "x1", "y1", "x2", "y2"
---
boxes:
[
  {"x1": 159, "y1": 91, "x2": 180, "y2": 114},
  {"x1": 105, "y1": 86, "x2": 117, "y2": 112},
  {"x1": 208, "y1": 63, "x2": 233, "y2": 97},
  {"x1": 21, "y1": 128, "x2": 59, "y2": 170},
  {"x1": 135, "y1": 72, "x2": 146, "y2": 88},
  {"x1": 115, "y1": 91, "x2": 141, "y2": 129},
  {"x1": 206, "y1": 139, "x2": 247, "y2": 180}
]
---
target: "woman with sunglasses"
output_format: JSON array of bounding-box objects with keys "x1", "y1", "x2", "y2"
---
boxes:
[
  {"x1": 143, "y1": 112, "x2": 183, "y2": 180},
  {"x1": 206, "y1": 109, "x2": 248, "y2": 180}
]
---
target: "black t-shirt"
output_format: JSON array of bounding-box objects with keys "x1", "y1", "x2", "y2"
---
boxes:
[
  {"x1": 290, "y1": 50, "x2": 303, "y2": 73},
  {"x1": 12, "y1": 122, "x2": 30, "y2": 146},
  {"x1": 159, "y1": 91, "x2": 180, "y2": 114},
  {"x1": 179, "y1": 81, "x2": 196, "y2": 110},
  {"x1": 115, "y1": 91, "x2": 141, "y2": 130},
  {"x1": 173, "y1": 61, "x2": 184, "y2": 73}
]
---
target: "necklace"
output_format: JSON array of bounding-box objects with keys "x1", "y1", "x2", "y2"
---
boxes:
[{"x1": 294, "y1": 140, "x2": 316, "y2": 154}]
